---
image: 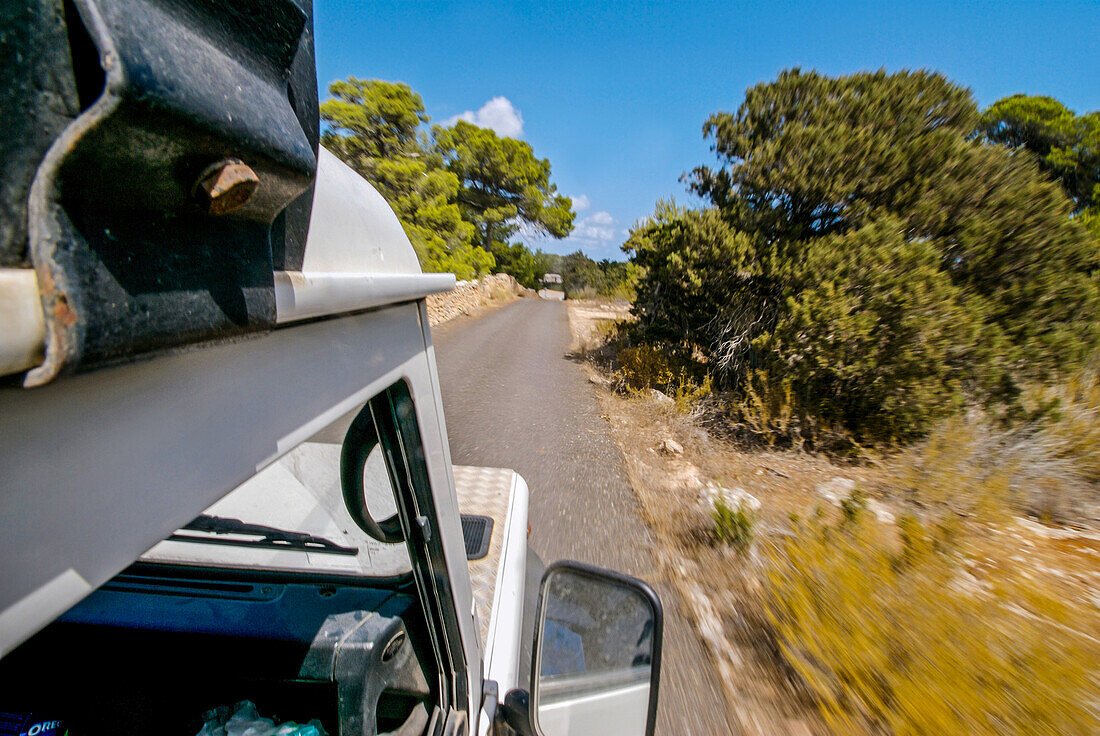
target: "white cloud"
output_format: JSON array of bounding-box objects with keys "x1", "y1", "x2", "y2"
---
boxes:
[
  {"x1": 588, "y1": 211, "x2": 614, "y2": 226},
  {"x1": 537, "y1": 200, "x2": 627, "y2": 260},
  {"x1": 445, "y1": 96, "x2": 524, "y2": 138},
  {"x1": 573, "y1": 210, "x2": 618, "y2": 244}
]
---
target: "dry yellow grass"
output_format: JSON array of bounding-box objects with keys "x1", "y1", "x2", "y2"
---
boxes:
[{"x1": 766, "y1": 511, "x2": 1099, "y2": 736}]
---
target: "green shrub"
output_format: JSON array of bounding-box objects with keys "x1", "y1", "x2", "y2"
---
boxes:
[
  {"x1": 625, "y1": 70, "x2": 1099, "y2": 444},
  {"x1": 673, "y1": 372, "x2": 713, "y2": 414},
  {"x1": 839, "y1": 488, "x2": 867, "y2": 524},
  {"x1": 754, "y1": 219, "x2": 979, "y2": 441},
  {"x1": 554, "y1": 250, "x2": 640, "y2": 301},
  {"x1": 712, "y1": 497, "x2": 755, "y2": 547},
  {"x1": 616, "y1": 342, "x2": 712, "y2": 399},
  {"x1": 1026, "y1": 359, "x2": 1100, "y2": 483},
  {"x1": 735, "y1": 369, "x2": 802, "y2": 446},
  {"x1": 617, "y1": 344, "x2": 673, "y2": 390},
  {"x1": 732, "y1": 369, "x2": 859, "y2": 453}
]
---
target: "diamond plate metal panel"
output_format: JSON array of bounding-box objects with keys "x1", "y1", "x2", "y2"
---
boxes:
[{"x1": 452, "y1": 465, "x2": 513, "y2": 643}]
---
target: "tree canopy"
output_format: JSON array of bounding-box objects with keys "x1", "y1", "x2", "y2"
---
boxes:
[
  {"x1": 434, "y1": 121, "x2": 575, "y2": 251},
  {"x1": 320, "y1": 79, "x2": 489, "y2": 278},
  {"x1": 690, "y1": 69, "x2": 979, "y2": 240},
  {"x1": 320, "y1": 78, "x2": 427, "y2": 169},
  {"x1": 980, "y1": 94, "x2": 1100, "y2": 213},
  {"x1": 629, "y1": 69, "x2": 1099, "y2": 441},
  {"x1": 320, "y1": 78, "x2": 575, "y2": 280}
]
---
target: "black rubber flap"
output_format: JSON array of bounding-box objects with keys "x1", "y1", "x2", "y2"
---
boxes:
[{"x1": 461, "y1": 515, "x2": 493, "y2": 560}]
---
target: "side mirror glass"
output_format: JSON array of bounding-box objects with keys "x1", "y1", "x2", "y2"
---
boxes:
[{"x1": 531, "y1": 561, "x2": 662, "y2": 736}]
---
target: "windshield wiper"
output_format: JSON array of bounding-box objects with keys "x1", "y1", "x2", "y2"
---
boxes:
[{"x1": 171, "y1": 515, "x2": 359, "y2": 556}]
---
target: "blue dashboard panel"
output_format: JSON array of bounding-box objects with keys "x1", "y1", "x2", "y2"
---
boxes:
[{"x1": 57, "y1": 574, "x2": 413, "y2": 645}]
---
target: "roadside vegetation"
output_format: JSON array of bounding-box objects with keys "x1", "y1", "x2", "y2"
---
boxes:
[
  {"x1": 320, "y1": 78, "x2": 574, "y2": 280},
  {"x1": 579, "y1": 69, "x2": 1100, "y2": 735},
  {"x1": 625, "y1": 70, "x2": 1098, "y2": 446},
  {"x1": 319, "y1": 78, "x2": 637, "y2": 302},
  {"x1": 540, "y1": 250, "x2": 640, "y2": 300}
]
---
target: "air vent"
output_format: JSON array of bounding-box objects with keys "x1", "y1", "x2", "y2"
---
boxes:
[{"x1": 461, "y1": 514, "x2": 493, "y2": 560}]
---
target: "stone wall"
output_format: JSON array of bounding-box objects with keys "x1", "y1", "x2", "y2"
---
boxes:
[{"x1": 425, "y1": 273, "x2": 530, "y2": 326}]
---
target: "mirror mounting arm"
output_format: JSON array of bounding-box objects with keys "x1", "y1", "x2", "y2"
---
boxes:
[
  {"x1": 482, "y1": 678, "x2": 498, "y2": 725},
  {"x1": 497, "y1": 688, "x2": 534, "y2": 736}
]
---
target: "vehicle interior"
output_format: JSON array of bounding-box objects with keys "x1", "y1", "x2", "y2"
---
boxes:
[
  {"x1": 0, "y1": 386, "x2": 448, "y2": 736},
  {"x1": 0, "y1": 569, "x2": 438, "y2": 736}
]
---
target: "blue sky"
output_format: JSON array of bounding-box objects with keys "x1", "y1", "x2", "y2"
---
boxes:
[{"x1": 314, "y1": 1, "x2": 1100, "y2": 261}]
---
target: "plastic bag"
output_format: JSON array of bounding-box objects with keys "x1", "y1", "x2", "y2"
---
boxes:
[{"x1": 197, "y1": 701, "x2": 326, "y2": 736}]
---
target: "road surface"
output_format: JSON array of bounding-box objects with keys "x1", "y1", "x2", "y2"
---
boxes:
[{"x1": 433, "y1": 298, "x2": 737, "y2": 736}]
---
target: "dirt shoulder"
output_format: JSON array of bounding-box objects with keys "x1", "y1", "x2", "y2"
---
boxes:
[{"x1": 569, "y1": 300, "x2": 828, "y2": 735}]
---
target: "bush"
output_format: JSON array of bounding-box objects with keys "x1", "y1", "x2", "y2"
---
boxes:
[
  {"x1": 754, "y1": 219, "x2": 979, "y2": 441},
  {"x1": 538, "y1": 250, "x2": 640, "y2": 301},
  {"x1": 839, "y1": 488, "x2": 867, "y2": 524},
  {"x1": 617, "y1": 344, "x2": 674, "y2": 390},
  {"x1": 890, "y1": 406, "x2": 1097, "y2": 524},
  {"x1": 1026, "y1": 359, "x2": 1100, "y2": 483},
  {"x1": 712, "y1": 497, "x2": 755, "y2": 547},
  {"x1": 626, "y1": 70, "x2": 1099, "y2": 443},
  {"x1": 489, "y1": 241, "x2": 540, "y2": 288},
  {"x1": 673, "y1": 372, "x2": 713, "y2": 414},
  {"x1": 733, "y1": 369, "x2": 858, "y2": 453},
  {"x1": 626, "y1": 204, "x2": 767, "y2": 375},
  {"x1": 735, "y1": 369, "x2": 803, "y2": 446},
  {"x1": 765, "y1": 514, "x2": 1099, "y2": 736},
  {"x1": 616, "y1": 342, "x2": 712, "y2": 400},
  {"x1": 567, "y1": 285, "x2": 598, "y2": 301}
]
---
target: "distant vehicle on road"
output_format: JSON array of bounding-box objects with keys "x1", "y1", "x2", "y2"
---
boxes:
[{"x1": 539, "y1": 274, "x2": 566, "y2": 301}]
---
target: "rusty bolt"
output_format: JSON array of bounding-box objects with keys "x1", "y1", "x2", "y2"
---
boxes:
[{"x1": 194, "y1": 158, "x2": 259, "y2": 215}]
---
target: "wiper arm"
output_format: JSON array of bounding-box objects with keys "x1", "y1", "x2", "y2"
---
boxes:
[{"x1": 171, "y1": 515, "x2": 359, "y2": 556}]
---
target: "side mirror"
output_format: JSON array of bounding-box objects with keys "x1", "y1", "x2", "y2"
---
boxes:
[{"x1": 513, "y1": 560, "x2": 662, "y2": 736}]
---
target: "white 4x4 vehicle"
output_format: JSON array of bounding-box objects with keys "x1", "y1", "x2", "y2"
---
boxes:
[{"x1": 0, "y1": 4, "x2": 662, "y2": 736}]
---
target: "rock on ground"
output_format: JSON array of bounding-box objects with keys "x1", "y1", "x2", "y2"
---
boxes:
[{"x1": 659, "y1": 437, "x2": 684, "y2": 455}]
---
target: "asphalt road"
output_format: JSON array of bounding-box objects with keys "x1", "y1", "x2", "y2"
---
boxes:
[{"x1": 433, "y1": 298, "x2": 737, "y2": 736}]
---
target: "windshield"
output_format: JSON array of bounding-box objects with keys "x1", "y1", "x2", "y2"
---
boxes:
[{"x1": 142, "y1": 407, "x2": 412, "y2": 578}]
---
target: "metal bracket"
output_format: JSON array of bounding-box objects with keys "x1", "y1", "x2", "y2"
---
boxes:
[
  {"x1": 13, "y1": 0, "x2": 319, "y2": 386},
  {"x1": 482, "y1": 678, "x2": 499, "y2": 725}
]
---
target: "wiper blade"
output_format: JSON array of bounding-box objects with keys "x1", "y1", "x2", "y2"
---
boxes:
[{"x1": 171, "y1": 515, "x2": 359, "y2": 556}]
